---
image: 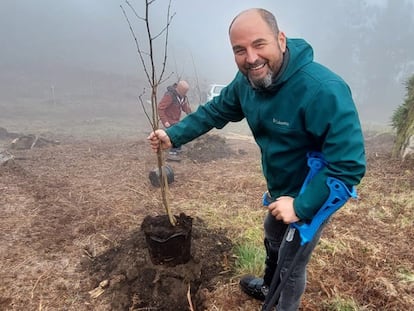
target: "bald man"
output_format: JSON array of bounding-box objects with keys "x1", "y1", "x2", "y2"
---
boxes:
[
  {"x1": 149, "y1": 8, "x2": 365, "y2": 310},
  {"x1": 158, "y1": 80, "x2": 191, "y2": 129},
  {"x1": 158, "y1": 80, "x2": 191, "y2": 158}
]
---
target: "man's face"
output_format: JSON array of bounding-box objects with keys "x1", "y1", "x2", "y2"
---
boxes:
[{"x1": 229, "y1": 11, "x2": 286, "y2": 89}]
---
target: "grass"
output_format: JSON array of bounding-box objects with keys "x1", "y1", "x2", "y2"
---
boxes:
[
  {"x1": 233, "y1": 225, "x2": 266, "y2": 277},
  {"x1": 322, "y1": 296, "x2": 361, "y2": 311},
  {"x1": 317, "y1": 237, "x2": 350, "y2": 256},
  {"x1": 397, "y1": 267, "x2": 414, "y2": 283},
  {"x1": 233, "y1": 242, "x2": 266, "y2": 277}
]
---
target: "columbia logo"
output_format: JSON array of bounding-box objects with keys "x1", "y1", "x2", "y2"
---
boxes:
[{"x1": 273, "y1": 118, "x2": 290, "y2": 126}]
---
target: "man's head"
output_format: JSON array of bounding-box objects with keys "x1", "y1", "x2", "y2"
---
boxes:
[
  {"x1": 229, "y1": 8, "x2": 286, "y2": 90},
  {"x1": 176, "y1": 80, "x2": 190, "y2": 97}
]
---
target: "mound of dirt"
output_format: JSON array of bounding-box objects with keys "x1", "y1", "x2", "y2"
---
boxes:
[
  {"x1": 81, "y1": 216, "x2": 233, "y2": 310},
  {"x1": 185, "y1": 133, "x2": 235, "y2": 163}
]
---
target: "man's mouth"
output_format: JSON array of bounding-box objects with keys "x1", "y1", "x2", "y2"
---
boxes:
[{"x1": 249, "y1": 63, "x2": 266, "y2": 71}]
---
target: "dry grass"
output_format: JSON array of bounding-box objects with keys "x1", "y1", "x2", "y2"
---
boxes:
[{"x1": 0, "y1": 120, "x2": 413, "y2": 310}]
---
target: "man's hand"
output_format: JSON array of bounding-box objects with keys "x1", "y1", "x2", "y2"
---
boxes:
[
  {"x1": 268, "y1": 196, "x2": 300, "y2": 224},
  {"x1": 147, "y1": 129, "x2": 172, "y2": 153},
  {"x1": 164, "y1": 122, "x2": 171, "y2": 128}
]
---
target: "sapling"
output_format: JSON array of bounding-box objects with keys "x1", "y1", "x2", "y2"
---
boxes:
[{"x1": 121, "y1": 0, "x2": 176, "y2": 225}]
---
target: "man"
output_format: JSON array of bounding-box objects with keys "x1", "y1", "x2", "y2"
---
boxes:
[
  {"x1": 148, "y1": 8, "x2": 365, "y2": 311},
  {"x1": 158, "y1": 80, "x2": 192, "y2": 159}
]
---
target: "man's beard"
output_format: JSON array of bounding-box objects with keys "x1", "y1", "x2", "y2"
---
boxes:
[
  {"x1": 247, "y1": 44, "x2": 285, "y2": 90},
  {"x1": 247, "y1": 69, "x2": 273, "y2": 90}
]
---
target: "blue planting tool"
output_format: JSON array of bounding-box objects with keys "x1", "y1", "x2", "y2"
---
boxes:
[{"x1": 261, "y1": 152, "x2": 357, "y2": 311}]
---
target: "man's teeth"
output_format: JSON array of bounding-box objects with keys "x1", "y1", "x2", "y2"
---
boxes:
[{"x1": 251, "y1": 64, "x2": 265, "y2": 70}]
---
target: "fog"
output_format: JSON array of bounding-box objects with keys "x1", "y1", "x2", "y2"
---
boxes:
[{"x1": 1, "y1": 0, "x2": 414, "y2": 126}]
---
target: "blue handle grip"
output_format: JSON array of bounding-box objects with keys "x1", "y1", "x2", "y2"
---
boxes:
[
  {"x1": 262, "y1": 152, "x2": 357, "y2": 245},
  {"x1": 293, "y1": 177, "x2": 356, "y2": 245},
  {"x1": 299, "y1": 151, "x2": 327, "y2": 194}
]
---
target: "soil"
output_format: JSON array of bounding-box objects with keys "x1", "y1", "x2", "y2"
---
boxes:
[
  {"x1": 0, "y1": 131, "x2": 413, "y2": 310},
  {"x1": 141, "y1": 213, "x2": 193, "y2": 266},
  {"x1": 0, "y1": 133, "x2": 242, "y2": 311}
]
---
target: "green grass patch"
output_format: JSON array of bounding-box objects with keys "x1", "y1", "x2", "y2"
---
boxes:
[
  {"x1": 322, "y1": 295, "x2": 361, "y2": 311},
  {"x1": 233, "y1": 242, "x2": 265, "y2": 277},
  {"x1": 233, "y1": 226, "x2": 265, "y2": 276},
  {"x1": 397, "y1": 267, "x2": 414, "y2": 283}
]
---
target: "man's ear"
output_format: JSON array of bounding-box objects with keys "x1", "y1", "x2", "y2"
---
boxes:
[{"x1": 278, "y1": 31, "x2": 287, "y2": 53}]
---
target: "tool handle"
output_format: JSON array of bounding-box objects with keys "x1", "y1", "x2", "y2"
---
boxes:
[
  {"x1": 299, "y1": 151, "x2": 327, "y2": 194},
  {"x1": 293, "y1": 177, "x2": 356, "y2": 245},
  {"x1": 262, "y1": 152, "x2": 357, "y2": 245}
]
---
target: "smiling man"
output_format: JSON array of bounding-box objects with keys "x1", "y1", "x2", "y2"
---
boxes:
[
  {"x1": 229, "y1": 9, "x2": 286, "y2": 90},
  {"x1": 148, "y1": 8, "x2": 366, "y2": 311}
]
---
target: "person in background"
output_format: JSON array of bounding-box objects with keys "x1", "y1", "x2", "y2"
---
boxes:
[
  {"x1": 148, "y1": 8, "x2": 366, "y2": 311},
  {"x1": 158, "y1": 80, "x2": 192, "y2": 159}
]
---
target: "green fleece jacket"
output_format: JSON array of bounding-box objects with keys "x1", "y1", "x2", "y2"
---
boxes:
[{"x1": 166, "y1": 38, "x2": 366, "y2": 220}]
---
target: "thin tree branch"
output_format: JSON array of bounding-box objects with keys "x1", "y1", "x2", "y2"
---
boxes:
[
  {"x1": 138, "y1": 89, "x2": 156, "y2": 130},
  {"x1": 120, "y1": 4, "x2": 151, "y2": 83},
  {"x1": 125, "y1": 0, "x2": 145, "y2": 21},
  {"x1": 158, "y1": 0, "x2": 174, "y2": 84}
]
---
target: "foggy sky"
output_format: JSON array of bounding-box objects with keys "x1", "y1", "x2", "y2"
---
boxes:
[{"x1": 1, "y1": 0, "x2": 414, "y2": 123}]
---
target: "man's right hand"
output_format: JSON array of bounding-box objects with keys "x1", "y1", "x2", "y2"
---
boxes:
[{"x1": 147, "y1": 129, "x2": 172, "y2": 153}]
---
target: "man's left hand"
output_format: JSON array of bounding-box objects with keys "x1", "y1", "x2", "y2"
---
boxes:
[{"x1": 268, "y1": 196, "x2": 300, "y2": 224}]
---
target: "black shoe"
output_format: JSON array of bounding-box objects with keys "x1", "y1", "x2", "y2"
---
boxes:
[{"x1": 239, "y1": 275, "x2": 269, "y2": 301}]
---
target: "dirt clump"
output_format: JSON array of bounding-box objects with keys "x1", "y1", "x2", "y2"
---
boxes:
[
  {"x1": 185, "y1": 133, "x2": 235, "y2": 163},
  {"x1": 82, "y1": 216, "x2": 232, "y2": 311}
]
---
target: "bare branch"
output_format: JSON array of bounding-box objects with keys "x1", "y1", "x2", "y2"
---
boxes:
[
  {"x1": 138, "y1": 89, "x2": 156, "y2": 130},
  {"x1": 152, "y1": 12, "x2": 176, "y2": 41},
  {"x1": 158, "y1": 0, "x2": 174, "y2": 84},
  {"x1": 125, "y1": 0, "x2": 145, "y2": 21},
  {"x1": 159, "y1": 71, "x2": 175, "y2": 85},
  {"x1": 120, "y1": 4, "x2": 151, "y2": 83}
]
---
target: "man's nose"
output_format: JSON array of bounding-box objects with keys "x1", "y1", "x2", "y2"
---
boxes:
[{"x1": 245, "y1": 48, "x2": 259, "y2": 64}]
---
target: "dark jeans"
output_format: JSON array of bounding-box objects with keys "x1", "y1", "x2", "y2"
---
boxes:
[{"x1": 263, "y1": 212, "x2": 329, "y2": 311}]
